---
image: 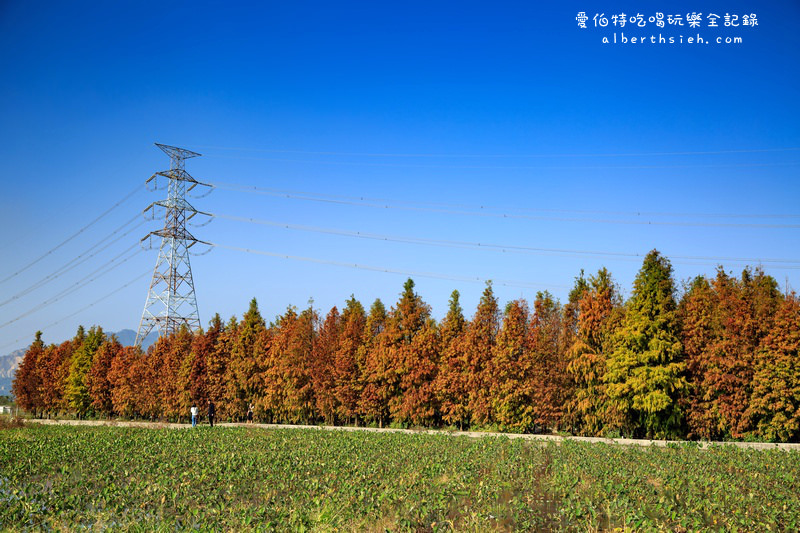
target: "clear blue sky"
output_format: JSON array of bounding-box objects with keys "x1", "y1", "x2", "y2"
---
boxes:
[{"x1": 1, "y1": 1, "x2": 798, "y2": 352}]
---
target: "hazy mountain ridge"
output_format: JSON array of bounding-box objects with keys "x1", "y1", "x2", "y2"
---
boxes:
[{"x1": 0, "y1": 348, "x2": 26, "y2": 395}]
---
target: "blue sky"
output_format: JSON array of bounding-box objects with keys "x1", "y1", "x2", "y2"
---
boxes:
[{"x1": 1, "y1": 1, "x2": 798, "y2": 352}]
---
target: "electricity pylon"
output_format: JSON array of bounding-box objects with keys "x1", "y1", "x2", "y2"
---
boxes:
[{"x1": 135, "y1": 143, "x2": 210, "y2": 347}]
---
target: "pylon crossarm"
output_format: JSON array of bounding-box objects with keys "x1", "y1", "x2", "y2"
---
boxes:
[
  {"x1": 154, "y1": 143, "x2": 201, "y2": 160},
  {"x1": 155, "y1": 169, "x2": 207, "y2": 185},
  {"x1": 142, "y1": 201, "x2": 160, "y2": 220},
  {"x1": 154, "y1": 198, "x2": 198, "y2": 212},
  {"x1": 151, "y1": 227, "x2": 199, "y2": 242}
]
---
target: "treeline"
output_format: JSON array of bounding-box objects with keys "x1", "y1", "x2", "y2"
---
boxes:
[{"x1": 12, "y1": 250, "x2": 800, "y2": 442}]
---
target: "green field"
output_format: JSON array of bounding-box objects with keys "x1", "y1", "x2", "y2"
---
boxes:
[{"x1": 1, "y1": 424, "x2": 798, "y2": 531}]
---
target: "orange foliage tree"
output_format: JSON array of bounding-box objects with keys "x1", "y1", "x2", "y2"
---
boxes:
[
  {"x1": 490, "y1": 299, "x2": 532, "y2": 431},
  {"x1": 746, "y1": 294, "x2": 800, "y2": 441},
  {"x1": 528, "y1": 292, "x2": 568, "y2": 431},
  {"x1": 434, "y1": 290, "x2": 469, "y2": 429},
  {"x1": 86, "y1": 336, "x2": 123, "y2": 418},
  {"x1": 313, "y1": 306, "x2": 341, "y2": 424},
  {"x1": 566, "y1": 268, "x2": 622, "y2": 436},
  {"x1": 206, "y1": 316, "x2": 236, "y2": 416},
  {"x1": 358, "y1": 299, "x2": 391, "y2": 427},
  {"x1": 37, "y1": 340, "x2": 73, "y2": 416},
  {"x1": 333, "y1": 296, "x2": 366, "y2": 425},
  {"x1": 107, "y1": 345, "x2": 144, "y2": 418},
  {"x1": 389, "y1": 279, "x2": 438, "y2": 426},
  {"x1": 464, "y1": 282, "x2": 499, "y2": 427},
  {"x1": 681, "y1": 268, "x2": 782, "y2": 439},
  {"x1": 11, "y1": 332, "x2": 45, "y2": 415}
]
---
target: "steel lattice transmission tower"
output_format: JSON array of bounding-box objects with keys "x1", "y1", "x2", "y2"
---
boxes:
[{"x1": 136, "y1": 143, "x2": 210, "y2": 347}]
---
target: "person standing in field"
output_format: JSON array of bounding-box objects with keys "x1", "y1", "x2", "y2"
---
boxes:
[
  {"x1": 247, "y1": 403, "x2": 254, "y2": 424},
  {"x1": 190, "y1": 403, "x2": 199, "y2": 428},
  {"x1": 208, "y1": 399, "x2": 216, "y2": 427}
]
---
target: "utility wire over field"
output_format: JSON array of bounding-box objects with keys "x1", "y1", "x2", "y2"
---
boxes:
[
  {"x1": 0, "y1": 184, "x2": 144, "y2": 286},
  {"x1": 0, "y1": 216, "x2": 145, "y2": 308},
  {"x1": 211, "y1": 212, "x2": 800, "y2": 268},
  {"x1": 196, "y1": 144, "x2": 800, "y2": 158},
  {"x1": 209, "y1": 181, "x2": 800, "y2": 229},
  {"x1": 0, "y1": 245, "x2": 143, "y2": 331},
  {"x1": 209, "y1": 242, "x2": 567, "y2": 290}
]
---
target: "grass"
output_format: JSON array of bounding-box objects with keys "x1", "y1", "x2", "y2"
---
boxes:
[{"x1": 1, "y1": 424, "x2": 798, "y2": 531}]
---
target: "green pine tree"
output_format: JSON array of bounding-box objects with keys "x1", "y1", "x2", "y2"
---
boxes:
[
  {"x1": 605, "y1": 250, "x2": 687, "y2": 439},
  {"x1": 65, "y1": 326, "x2": 105, "y2": 417},
  {"x1": 226, "y1": 297, "x2": 266, "y2": 419}
]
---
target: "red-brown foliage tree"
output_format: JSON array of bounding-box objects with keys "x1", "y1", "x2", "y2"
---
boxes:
[
  {"x1": 157, "y1": 326, "x2": 194, "y2": 421},
  {"x1": 87, "y1": 336, "x2": 123, "y2": 418},
  {"x1": 108, "y1": 345, "x2": 144, "y2": 418},
  {"x1": 682, "y1": 268, "x2": 782, "y2": 439},
  {"x1": 333, "y1": 296, "x2": 366, "y2": 425},
  {"x1": 185, "y1": 314, "x2": 221, "y2": 409},
  {"x1": 206, "y1": 316, "x2": 236, "y2": 417},
  {"x1": 464, "y1": 282, "x2": 500, "y2": 427},
  {"x1": 37, "y1": 340, "x2": 73, "y2": 416},
  {"x1": 566, "y1": 268, "x2": 622, "y2": 436},
  {"x1": 261, "y1": 305, "x2": 317, "y2": 423},
  {"x1": 225, "y1": 298, "x2": 267, "y2": 421},
  {"x1": 528, "y1": 292, "x2": 569, "y2": 431},
  {"x1": 746, "y1": 294, "x2": 800, "y2": 441},
  {"x1": 358, "y1": 299, "x2": 391, "y2": 427},
  {"x1": 434, "y1": 290, "x2": 469, "y2": 429},
  {"x1": 313, "y1": 306, "x2": 342, "y2": 424},
  {"x1": 11, "y1": 331, "x2": 45, "y2": 416},
  {"x1": 491, "y1": 299, "x2": 533, "y2": 431},
  {"x1": 387, "y1": 279, "x2": 438, "y2": 426}
]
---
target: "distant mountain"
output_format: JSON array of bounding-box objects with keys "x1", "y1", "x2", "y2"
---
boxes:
[
  {"x1": 111, "y1": 329, "x2": 159, "y2": 350},
  {"x1": 113, "y1": 329, "x2": 138, "y2": 347},
  {"x1": 0, "y1": 330, "x2": 159, "y2": 397},
  {"x1": 0, "y1": 348, "x2": 26, "y2": 396}
]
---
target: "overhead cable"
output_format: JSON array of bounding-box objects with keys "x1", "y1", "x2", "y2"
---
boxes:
[
  {"x1": 195, "y1": 144, "x2": 800, "y2": 159},
  {"x1": 212, "y1": 213, "x2": 800, "y2": 268},
  {"x1": 0, "y1": 215, "x2": 145, "y2": 308},
  {"x1": 0, "y1": 184, "x2": 144, "y2": 286},
  {"x1": 0, "y1": 245, "x2": 142, "y2": 331},
  {"x1": 210, "y1": 182, "x2": 800, "y2": 229},
  {"x1": 209, "y1": 242, "x2": 567, "y2": 290},
  {"x1": 0, "y1": 270, "x2": 151, "y2": 353},
  {"x1": 203, "y1": 155, "x2": 800, "y2": 171}
]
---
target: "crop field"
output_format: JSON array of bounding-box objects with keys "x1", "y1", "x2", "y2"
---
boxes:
[{"x1": 1, "y1": 424, "x2": 799, "y2": 531}]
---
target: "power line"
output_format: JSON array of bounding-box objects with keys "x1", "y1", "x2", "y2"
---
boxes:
[
  {"x1": 0, "y1": 184, "x2": 144, "y2": 286},
  {"x1": 209, "y1": 242, "x2": 567, "y2": 290},
  {"x1": 43, "y1": 270, "x2": 150, "y2": 335},
  {"x1": 0, "y1": 245, "x2": 142, "y2": 331},
  {"x1": 210, "y1": 182, "x2": 800, "y2": 229},
  {"x1": 0, "y1": 215, "x2": 145, "y2": 308},
  {"x1": 203, "y1": 155, "x2": 800, "y2": 171},
  {"x1": 0, "y1": 270, "x2": 151, "y2": 353},
  {"x1": 40, "y1": 244, "x2": 142, "y2": 307},
  {"x1": 212, "y1": 213, "x2": 800, "y2": 268},
  {"x1": 195, "y1": 144, "x2": 800, "y2": 159},
  {"x1": 210, "y1": 182, "x2": 800, "y2": 219}
]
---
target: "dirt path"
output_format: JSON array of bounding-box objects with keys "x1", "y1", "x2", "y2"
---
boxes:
[{"x1": 23, "y1": 418, "x2": 800, "y2": 451}]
